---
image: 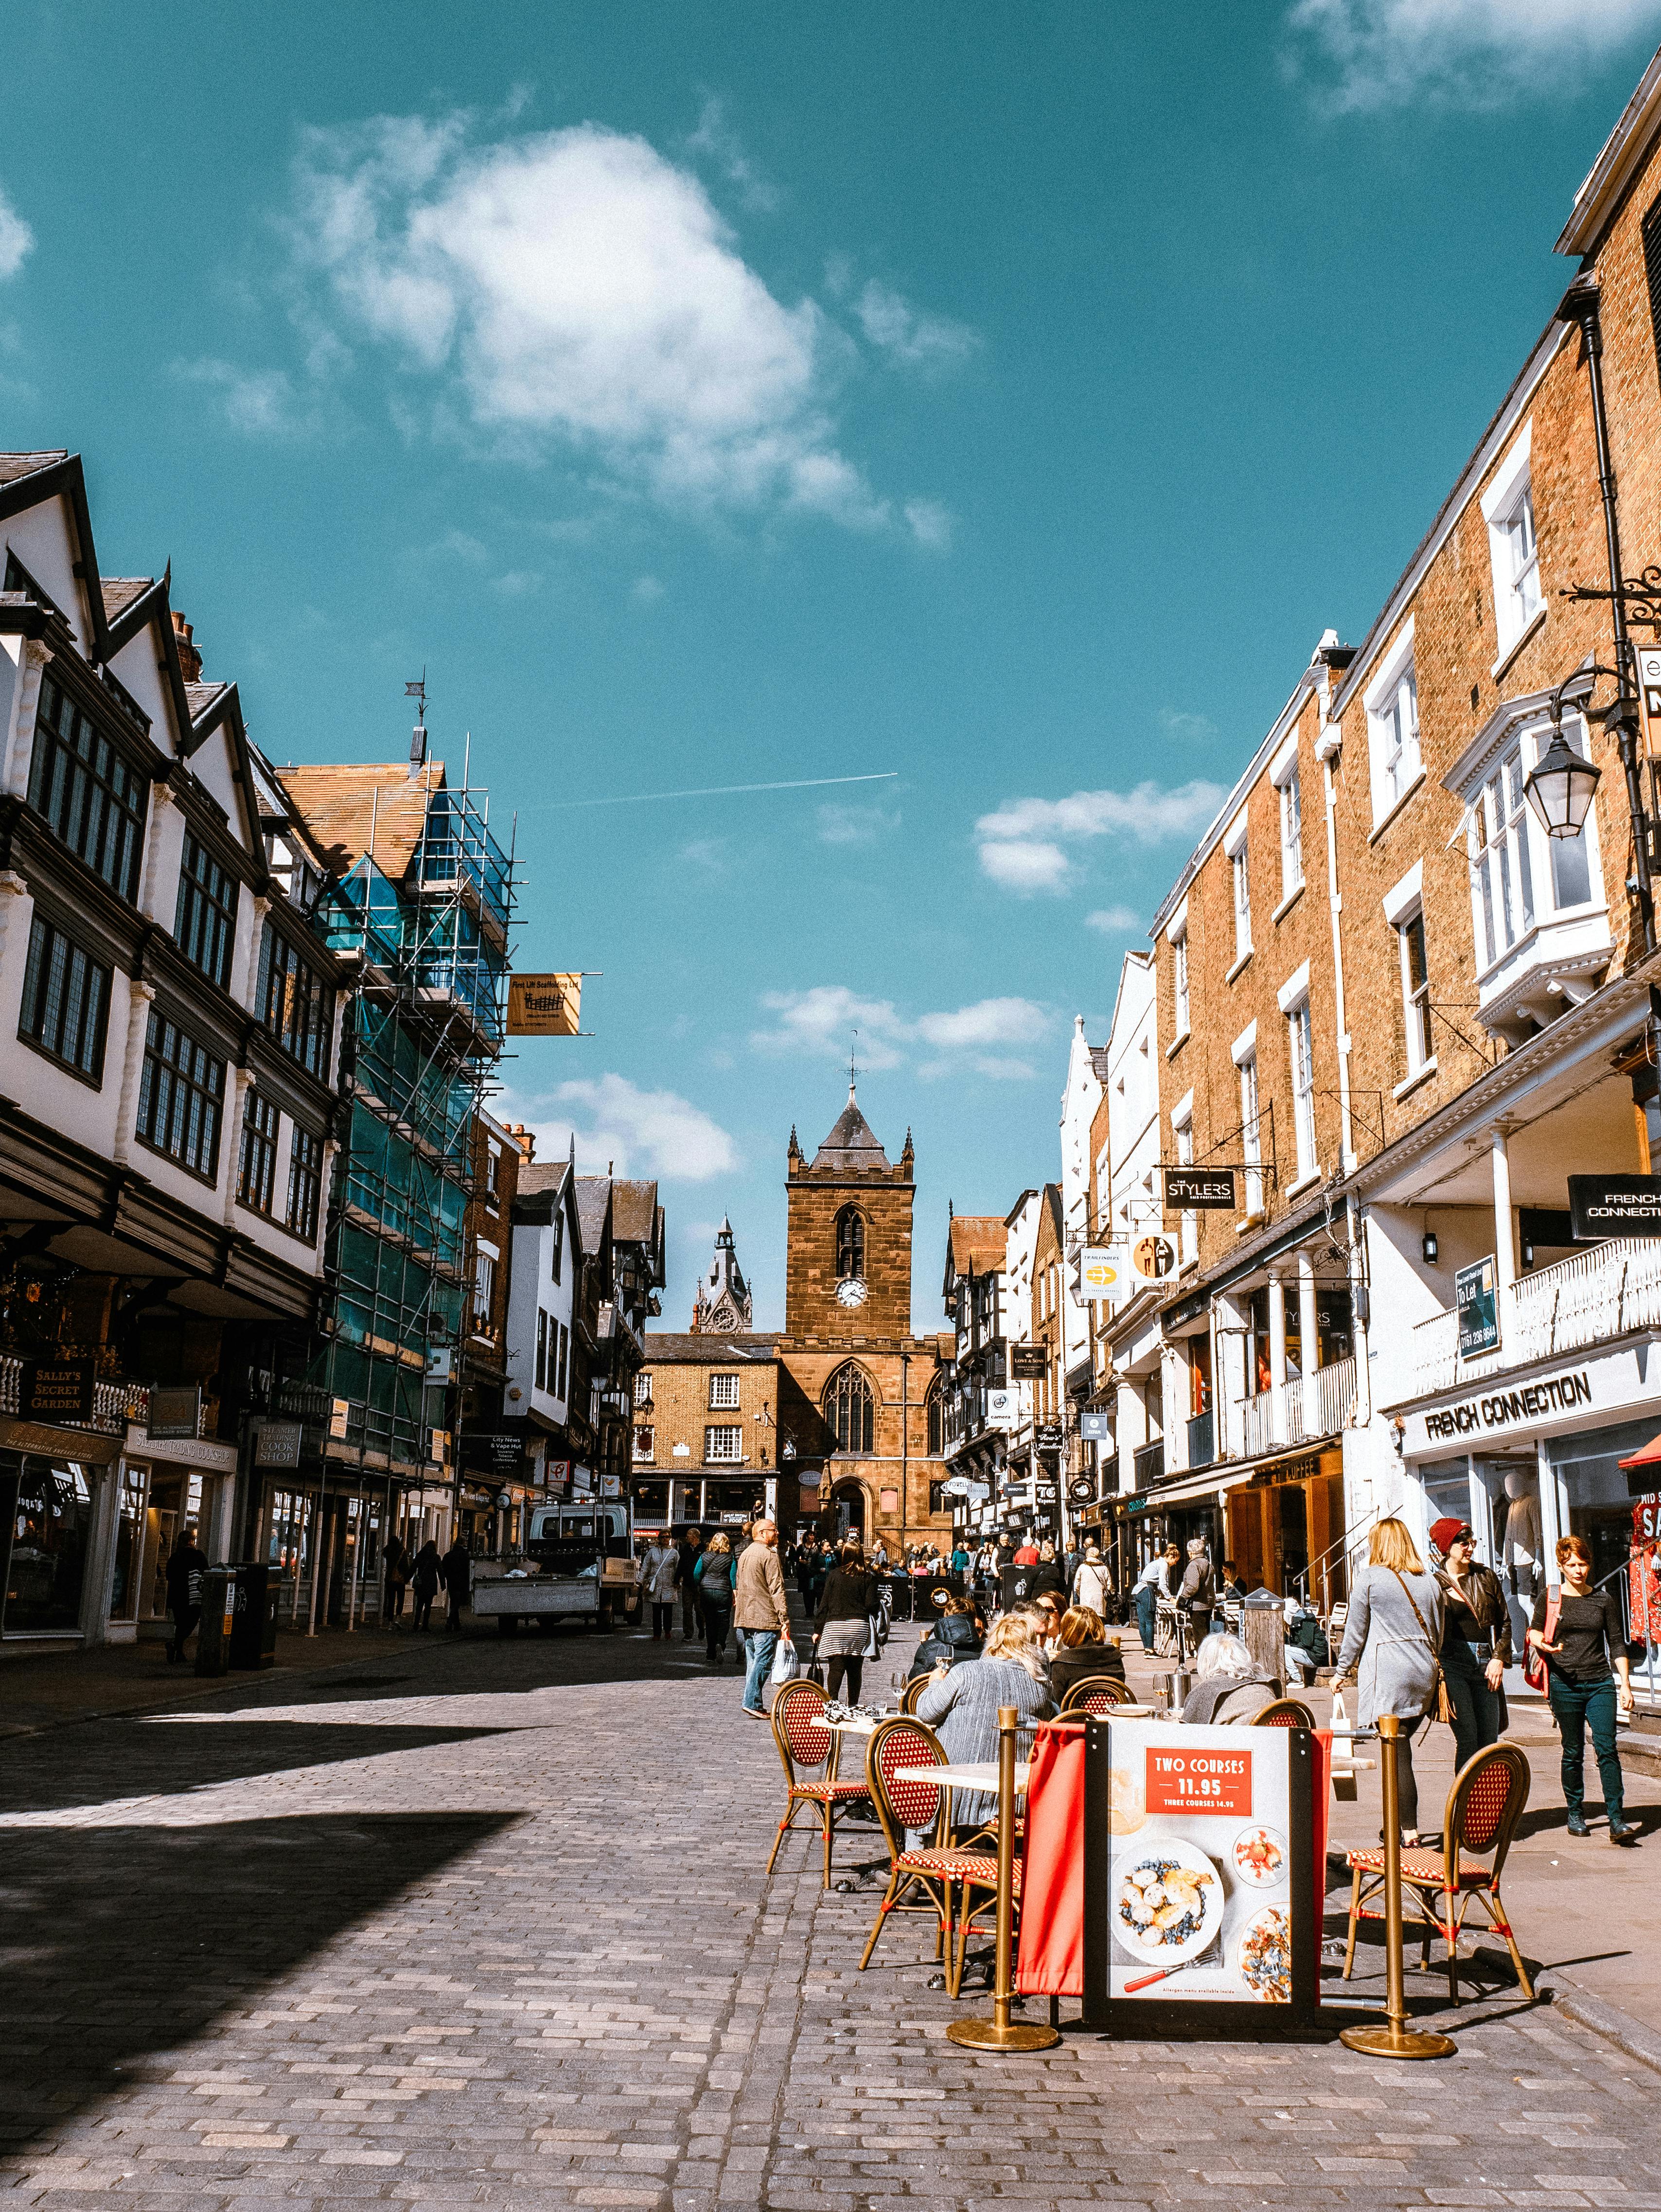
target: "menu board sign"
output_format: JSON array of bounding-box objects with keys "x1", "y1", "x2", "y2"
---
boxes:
[{"x1": 1082, "y1": 1718, "x2": 1318, "y2": 2029}]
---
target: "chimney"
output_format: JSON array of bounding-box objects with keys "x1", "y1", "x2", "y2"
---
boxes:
[
  {"x1": 172, "y1": 611, "x2": 202, "y2": 683},
  {"x1": 507, "y1": 1122, "x2": 535, "y2": 1162}
]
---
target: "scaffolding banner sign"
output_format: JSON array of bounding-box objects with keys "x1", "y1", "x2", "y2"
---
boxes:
[{"x1": 508, "y1": 973, "x2": 583, "y2": 1036}]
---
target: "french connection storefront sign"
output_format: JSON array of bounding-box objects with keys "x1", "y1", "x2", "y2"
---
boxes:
[{"x1": 1421, "y1": 1367, "x2": 1593, "y2": 1443}]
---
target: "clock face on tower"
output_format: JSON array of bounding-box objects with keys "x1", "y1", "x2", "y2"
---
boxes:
[{"x1": 835, "y1": 1277, "x2": 868, "y2": 1310}]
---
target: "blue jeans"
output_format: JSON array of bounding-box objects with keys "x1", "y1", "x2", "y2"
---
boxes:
[
  {"x1": 1548, "y1": 1674, "x2": 1624, "y2": 1823},
  {"x1": 1135, "y1": 1585, "x2": 1157, "y2": 1652},
  {"x1": 743, "y1": 1629, "x2": 779, "y2": 1713},
  {"x1": 1443, "y1": 1636, "x2": 1502, "y2": 1775}
]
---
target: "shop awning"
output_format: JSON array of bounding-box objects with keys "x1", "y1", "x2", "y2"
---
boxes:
[
  {"x1": 1131, "y1": 1465, "x2": 1256, "y2": 1512},
  {"x1": 1619, "y1": 1430, "x2": 1661, "y2": 1470},
  {"x1": 1619, "y1": 1429, "x2": 1661, "y2": 1494}
]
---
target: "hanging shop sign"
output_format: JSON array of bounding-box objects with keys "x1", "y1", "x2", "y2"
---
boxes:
[
  {"x1": 944, "y1": 1474, "x2": 971, "y2": 1496},
  {"x1": 19, "y1": 1358, "x2": 96, "y2": 1425},
  {"x1": 1079, "y1": 1411, "x2": 1112, "y2": 1443},
  {"x1": 967, "y1": 1480, "x2": 991, "y2": 1502},
  {"x1": 255, "y1": 1420, "x2": 303, "y2": 1469},
  {"x1": 145, "y1": 1384, "x2": 200, "y2": 1440},
  {"x1": 1639, "y1": 644, "x2": 1661, "y2": 749},
  {"x1": 1163, "y1": 1167, "x2": 1236, "y2": 1211},
  {"x1": 545, "y1": 1459, "x2": 572, "y2": 1494},
  {"x1": 1069, "y1": 1475, "x2": 1097, "y2": 1504},
  {"x1": 1011, "y1": 1343, "x2": 1048, "y2": 1380},
  {"x1": 507, "y1": 973, "x2": 584, "y2": 1036},
  {"x1": 1035, "y1": 1481, "x2": 1058, "y2": 1504},
  {"x1": 1568, "y1": 1173, "x2": 1661, "y2": 1240},
  {"x1": 1081, "y1": 1717, "x2": 1318, "y2": 2029},
  {"x1": 463, "y1": 1432, "x2": 528, "y2": 1477},
  {"x1": 1131, "y1": 1234, "x2": 1179, "y2": 1290},
  {"x1": 1454, "y1": 1255, "x2": 1499, "y2": 1356},
  {"x1": 1080, "y1": 1246, "x2": 1131, "y2": 1303},
  {"x1": 1035, "y1": 1423, "x2": 1063, "y2": 1450}
]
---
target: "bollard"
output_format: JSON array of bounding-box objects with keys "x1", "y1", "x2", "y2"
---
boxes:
[
  {"x1": 1338, "y1": 1716, "x2": 1457, "y2": 2060},
  {"x1": 947, "y1": 1706, "x2": 1059, "y2": 2052}
]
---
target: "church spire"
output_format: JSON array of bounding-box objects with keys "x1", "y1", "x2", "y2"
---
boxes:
[{"x1": 691, "y1": 1213, "x2": 753, "y2": 1333}]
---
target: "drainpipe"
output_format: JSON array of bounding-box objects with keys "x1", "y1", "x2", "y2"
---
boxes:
[
  {"x1": 1314, "y1": 661, "x2": 1356, "y2": 1172},
  {"x1": 1560, "y1": 271, "x2": 1655, "y2": 957}
]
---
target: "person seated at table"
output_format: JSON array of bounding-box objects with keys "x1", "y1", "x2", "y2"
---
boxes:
[
  {"x1": 908, "y1": 1592, "x2": 983, "y2": 1678},
  {"x1": 1029, "y1": 1591, "x2": 1068, "y2": 1650},
  {"x1": 916, "y1": 1611, "x2": 1055, "y2": 1837},
  {"x1": 1047, "y1": 1605, "x2": 1127, "y2": 1704},
  {"x1": 1180, "y1": 1632, "x2": 1277, "y2": 1727}
]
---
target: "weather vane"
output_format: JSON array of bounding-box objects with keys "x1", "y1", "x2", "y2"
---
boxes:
[{"x1": 849, "y1": 1029, "x2": 858, "y2": 1092}]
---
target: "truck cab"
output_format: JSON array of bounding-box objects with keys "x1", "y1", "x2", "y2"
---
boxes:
[{"x1": 524, "y1": 1501, "x2": 633, "y2": 1575}]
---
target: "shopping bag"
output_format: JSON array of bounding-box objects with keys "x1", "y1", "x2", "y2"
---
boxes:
[
  {"x1": 864, "y1": 1615, "x2": 882, "y2": 1660},
  {"x1": 769, "y1": 1637, "x2": 798, "y2": 1688},
  {"x1": 1329, "y1": 1682, "x2": 1357, "y2": 1803}
]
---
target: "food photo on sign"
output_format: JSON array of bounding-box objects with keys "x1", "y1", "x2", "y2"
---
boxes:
[{"x1": 1096, "y1": 1721, "x2": 1309, "y2": 2011}]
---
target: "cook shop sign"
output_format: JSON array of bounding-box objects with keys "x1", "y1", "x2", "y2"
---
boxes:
[{"x1": 1418, "y1": 1366, "x2": 1593, "y2": 1445}]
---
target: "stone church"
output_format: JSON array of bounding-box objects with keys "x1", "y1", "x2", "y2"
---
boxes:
[{"x1": 776, "y1": 1087, "x2": 951, "y2": 1548}]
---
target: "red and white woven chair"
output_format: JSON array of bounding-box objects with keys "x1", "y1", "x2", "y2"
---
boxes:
[
  {"x1": 766, "y1": 1679, "x2": 872, "y2": 1888},
  {"x1": 1343, "y1": 1740, "x2": 1533, "y2": 2001},
  {"x1": 858, "y1": 1715, "x2": 1013, "y2": 1997}
]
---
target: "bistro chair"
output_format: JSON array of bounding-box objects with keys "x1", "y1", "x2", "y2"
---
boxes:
[
  {"x1": 765, "y1": 1679, "x2": 872, "y2": 1890},
  {"x1": 858, "y1": 1716, "x2": 1008, "y2": 1999},
  {"x1": 1255, "y1": 1696, "x2": 1316, "y2": 1728},
  {"x1": 900, "y1": 1674, "x2": 931, "y2": 1715},
  {"x1": 1059, "y1": 1674, "x2": 1134, "y2": 1714},
  {"x1": 1342, "y1": 1741, "x2": 1534, "y2": 2001}
]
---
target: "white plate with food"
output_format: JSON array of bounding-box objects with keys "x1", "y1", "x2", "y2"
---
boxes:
[
  {"x1": 1236, "y1": 1904, "x2": 1293, "y2": 2002},
  {"x1": 1112, "y1": 1838, "x2": 1225, "y2": 1966},
  {"x1": 1231, "y1": 1824, "x2": 1288, "y2": 1888}
]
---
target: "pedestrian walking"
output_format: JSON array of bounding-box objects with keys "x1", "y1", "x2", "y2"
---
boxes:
[
  {"x1": 1429, "y1": 1516, "x2": 1512, "y2": 1772},
  {"x1": 735, "y1": 1517, "x2": 793, "y2": 1719},
  {"x1": 694, "y1": 1532, "x2": 736, "y2": 1663},
  {"x1": 1131, "y1": 1546, "x2": 1179, "y2": 1654},
  {"x1": 1528, "y1": 1533, "x2": 1639, "y2": 1843},
  {"x1": 164, "y1": 1527, "x2": 208, "y2": 1664},
  {"x1": 1334, "y1": 1517, "x2": 1444, "y2": 1846},
  {"x1": 409, "y1": 1539, "x2": 442, "y2": 1630},
  {"x1": 812, "y1": 1540, "x2": 876, "y2": 1705},
  {"x1": 442, "y1": 1536, "x2": 470, "y2": 1631},
  {"x1": 1013, "y1": 1535, "x2": 1040, "y2": 1567},
  {"x1": 383, "y1": 1530, "x2": 409, "y2": 1626},
  {"x1": 1071, "y1": 1542, "x2": 1113, "y2": 1616},
  {"x1": 1179, "y1": 1536, "x2": 1215, "y2": 1649},
  {"x1": 1030, "y1": 1540, "x2": 1066, "y2": 1602},
  {"x1": 677, "y1": 1526, "x2": 703, "y2": 1640},
  {"x1": 639, "y1": 1531, "x2": 679, "y2": 1639}
]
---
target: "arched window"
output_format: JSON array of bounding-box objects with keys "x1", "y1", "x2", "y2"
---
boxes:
[
  {"x1": 835, "y1": 1204, "x2": 866, "y2": 1280},
  {"x1": 824, "y1": 1363, "x2": 875, "y2": 1454},
  {"x1": 926, "y1": 1380, "x2": 944, "y2": 1459}
]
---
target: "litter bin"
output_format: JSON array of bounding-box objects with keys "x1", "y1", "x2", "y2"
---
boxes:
[
  {"x1": 1000, "y1": 1564, "x2": 1037, "y2": 1613},
  {"x1": 1242, "y1": 1584, "x2": 1286, "y2": 1687},
  {"x1": 194, "y1": 1567, "x2": 235, "y2": 1677},
  {"x1": 229, "y1": 1562, "x2": 278, "y2": 1670}
]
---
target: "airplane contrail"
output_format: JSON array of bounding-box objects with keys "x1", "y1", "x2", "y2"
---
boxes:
[{"x1": 525, "y1": 770, "x2": 899, "y2": 812}]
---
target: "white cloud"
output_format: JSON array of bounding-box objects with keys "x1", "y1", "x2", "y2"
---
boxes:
[
  {"x1": 174, "y1": 358, "x2": 303, "y2": 435},
  {"x1": 903, "y1": 498, "x2": 954, "y2": 551},
  {"x1": 853, "y1": 278, "x2": 978, "y2": 370},
  {"x1": 975, "y1": 778, "x2": 1225, "y2": 895},
  {"x1": 242, "y1": 109, "x2": 964, "y2": 535},
  {"x1": 631, "y1": 573, "x2": 665, "y2": 603},
  {"x1": 0, "y1": 190, "x2": 33, "y2": 282},
  {"x1": 1159, "y1": 707, "x2": 1216, "y2": 741},
  {"x1": 1284, "y1": 0, "x2": 1661, "y2": 110},
  {"x1": 680, "y1": 835, "x2": 728, "y2": 875},
  {"x1": 1086, "y1": 904, "x2": 1143, "y2": 934},
  {"x1": 817, "y1": 801, "x2": 901, "y2": 845},
  {"x1": 683, "y1": 95, "x2": 780, "y2": 212},
  {"x1": 753, "y1": 985, "x2": 1050, "y2": 1080},
  {"x1": 526, "y1": 1072, "x2": 739, "y2": 1182},
  {"x1": 492, "y1": 568, "x2": 541, "y2": 596}
]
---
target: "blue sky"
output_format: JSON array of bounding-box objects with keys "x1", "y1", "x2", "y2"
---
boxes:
[{"x1": 6, "y1": 0, "x2": 1661, "y2": 1328}]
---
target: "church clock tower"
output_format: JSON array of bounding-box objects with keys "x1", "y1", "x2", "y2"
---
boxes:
[{"x1": 784, "y1": 1085, "x2": 915, "y2": 1342}]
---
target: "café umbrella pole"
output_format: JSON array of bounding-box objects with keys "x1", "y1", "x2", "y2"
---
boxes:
[
  {"x1": 1339, "y1": 1715, "x2": 1457, "y2": 2061},
  {"x1": 947, "y1": 1706, "x2": 1060, "y2": 2053}
]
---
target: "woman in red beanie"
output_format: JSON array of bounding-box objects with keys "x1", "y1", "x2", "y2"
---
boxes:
[{"x1": 1430, "y1": 1517, "x2": 1512, "y2": 1773}]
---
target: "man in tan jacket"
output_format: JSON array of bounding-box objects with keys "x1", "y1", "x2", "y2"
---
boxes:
[{"x1": 735, "y1": 1519, "x2": 793, "y2": 1718}]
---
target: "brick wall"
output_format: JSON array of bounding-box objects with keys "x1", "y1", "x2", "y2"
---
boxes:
[
  {"x1": 635, "y1": 1351, "x2": 778, "y2": 1475},
  {"x1": 784, "y1": 1171, "x2": 916, "y2": 1340}
]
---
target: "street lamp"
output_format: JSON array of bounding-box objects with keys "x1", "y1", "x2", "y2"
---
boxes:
[{"x1": 1523, "y1": 729, "x2": 1602, "y2": 840}]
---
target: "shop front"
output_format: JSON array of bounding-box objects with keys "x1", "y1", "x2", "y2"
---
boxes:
[{"x1": 1223, "y1": 1446, "x2": 1346, "y2": 1609}]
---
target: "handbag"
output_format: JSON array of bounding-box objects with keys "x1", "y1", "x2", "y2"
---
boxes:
[
  {"x1": 863, "y1": 1615, "x2": 882, "y2": 1660},
  {"x1": 1390, "y1": 1568, "x2": 1452, "y2": 1726},
  {"x1": 1522, "y1": 1593, "x2": 1560, "y2": 1693}
]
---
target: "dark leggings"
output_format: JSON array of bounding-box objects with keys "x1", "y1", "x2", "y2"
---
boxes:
[
  {"x1": 1549, "y1": 1673, "x2": 1624, "y2": 1822},
  {"x1": 704, "y1": 1603, "x2": 731, "y2": 1662},
  {"x1": 412, "y1": 1590, "x2": 434, "y2": 1630},
  {"x1": 1443, "y1": 1637, "x2": 1502, "y2": 1774},
  {"x1": 652, "y1": 1601, "x2": 673, "y2": 1637},
  {"x1": 827, "y1": 1654, "x2": 864, "y2": 1703}
]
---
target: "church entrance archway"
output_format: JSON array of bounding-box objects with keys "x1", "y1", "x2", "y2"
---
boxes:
[{"x1": 830, "y1": 1479, "x2": 866, "y2": 1541}]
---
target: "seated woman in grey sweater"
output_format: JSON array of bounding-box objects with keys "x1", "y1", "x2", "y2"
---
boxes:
[
  {"x1": 916, "y1": 1612, "x2": 1054, "y2": 1834},
  {"x1": 1180, "y1": 1632, "x2": 1278, "y2": 1726}
]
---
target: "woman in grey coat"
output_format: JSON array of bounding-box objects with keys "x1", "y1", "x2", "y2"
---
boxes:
[
  {"x1": 916, "y1": 1612, "x2": 1054, "y2": 1834},
  {"x1": 1335, "y1": 1517, "x2": 1444, "y2": 1842}
]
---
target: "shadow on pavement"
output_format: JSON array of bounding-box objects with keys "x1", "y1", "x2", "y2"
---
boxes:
[{"x1": 0, "y1": 1809, "x2": 517, "y2": 2152}]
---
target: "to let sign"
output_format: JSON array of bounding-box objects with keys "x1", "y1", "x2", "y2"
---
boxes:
[
  {"x1": 1163, "y1": 1167, "x2": 1236, "y2": 1211},
  {"x1": 1455, "y1": 1255, "x2": 1499, "y2": 1356},
  {"x1": 1569, "y1": 1173, "x2": 1661, "y2": 1240}
]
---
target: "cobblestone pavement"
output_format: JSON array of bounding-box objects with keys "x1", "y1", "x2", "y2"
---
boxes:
[{"x1": 3, "y1": 1620, "x2": 1660, "y2": 2212}]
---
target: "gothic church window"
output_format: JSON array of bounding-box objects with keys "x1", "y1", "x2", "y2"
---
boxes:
[
  {"x1": 835, "y1": 1205, "x2": 866, "y2": 1279},
  {"x1": 926, "y1": 1381, "x2": 944, "y2": 1458},
  {"x1": 825, "y1": 1363, "x2": 874, "y2": 1454}
]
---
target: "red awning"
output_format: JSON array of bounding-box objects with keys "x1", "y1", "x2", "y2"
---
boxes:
[{"x1": 1618, "y1": 1430, "x2": 1661, "y2": 1472}]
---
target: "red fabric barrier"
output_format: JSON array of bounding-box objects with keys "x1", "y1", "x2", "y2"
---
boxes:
[{"x1": 1013, "y1": 1719, "x2": 1334, "y2": 2000}]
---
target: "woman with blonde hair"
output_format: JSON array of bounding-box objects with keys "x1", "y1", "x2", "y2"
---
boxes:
[
  {"x1": 916, "y1": 1608, "x2": 1053, "y2": 1832},
  {"x1": 1335, "y1": 1516, "x2": 1444, "y2": 1844},
  {"x1": 692, "y1": 1530, "x2": 736, "y2": 1665}
]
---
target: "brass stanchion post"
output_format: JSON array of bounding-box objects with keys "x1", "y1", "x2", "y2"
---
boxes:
[
  {"x1": 947, "y1": 1706, "x2": 1059, "y2": 2052},
  {"x1": 1339, "y1": 1715, "x2": 1456, "y2": 2060}
]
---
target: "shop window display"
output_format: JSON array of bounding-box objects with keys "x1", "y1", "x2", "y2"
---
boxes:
[{"x1": 0, "y1": 1457, "x2": 95, "y2": 1634}]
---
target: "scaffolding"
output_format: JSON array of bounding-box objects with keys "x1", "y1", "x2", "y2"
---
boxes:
[{"x1": 305, "y1": 752, "x2": 517, "y2": 1480}]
